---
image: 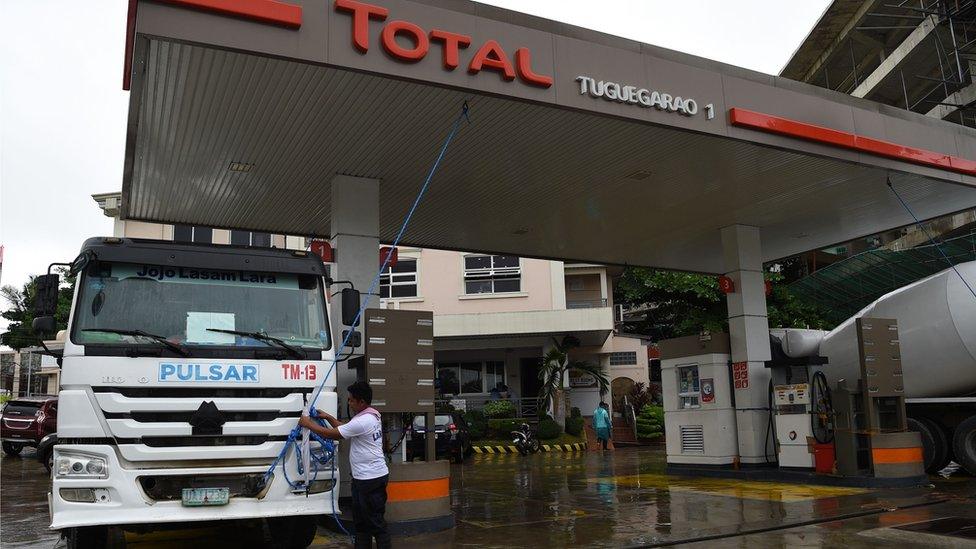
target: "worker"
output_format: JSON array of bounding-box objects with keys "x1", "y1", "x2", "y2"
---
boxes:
[
  {"x1": 300, "y1": 381, "x2": 390, "y2": 549},
  {"x1": 593, "y1": 401, "x2": 612, "y2": 452}
]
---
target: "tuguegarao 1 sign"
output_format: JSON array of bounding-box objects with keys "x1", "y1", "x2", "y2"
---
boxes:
[{"x1": 575, "y1": 75, "x2": 713, "y2": 119}]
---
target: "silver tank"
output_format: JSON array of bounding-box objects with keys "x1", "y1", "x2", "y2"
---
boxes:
[{"x1": 817, "y1": 261, "x2": 976, "y2": 398}]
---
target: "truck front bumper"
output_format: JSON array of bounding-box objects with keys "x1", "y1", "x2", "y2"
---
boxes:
[{"x1": 50, "y1": 444, "x2": 338, "y2": 530}]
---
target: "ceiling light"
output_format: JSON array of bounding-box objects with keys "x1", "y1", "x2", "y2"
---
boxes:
[
  {"x1": 625, "y1": 170, "x2": 652, "y2": 180},
  {"x1": 228, "y1": 162, "x2": 254, "y2": 173}
]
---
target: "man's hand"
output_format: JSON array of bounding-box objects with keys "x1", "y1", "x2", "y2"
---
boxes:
[
  {"x1": 298, "y1": 412, "x2": 343, "y2": 440},
  {"x1": 298, "y1": 415, "x2": 317, "y2": 430}
]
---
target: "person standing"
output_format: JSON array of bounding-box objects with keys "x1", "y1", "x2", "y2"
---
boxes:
[
  {"x1": 592, "y1": 402, "x2": 613, "y2": 452},
  {"x1": 300, "y1": 381, "x2": 390, "y2": 549}
]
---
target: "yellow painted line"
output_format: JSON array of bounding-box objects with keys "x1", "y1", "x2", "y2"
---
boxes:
[
  {"x1": 588, "y1": 473, "x2": 867, "y2": 502},
  {"x1": 485, "y1": 446, "x2": 494, "y2": 454},
  {"x1": 495, "y1": 446, "x2": 506, "y2": 453},
  {"x1": 508, "y1": 445, "x2": 518, "y2": 452},
  {"x1": 473, "y1": 446, "x2": 483, "y2": 454},
  {"x1": 543, "y1": 445, "x2": 551, "y2": 451}
]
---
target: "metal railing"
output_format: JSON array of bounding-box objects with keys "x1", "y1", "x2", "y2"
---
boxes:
[
  {"x1": 566, "y1": 298, "x2": 608, "y2": 309},
  {"x1": 621, "y1": 395, "x2": 638, "y2": 440}
]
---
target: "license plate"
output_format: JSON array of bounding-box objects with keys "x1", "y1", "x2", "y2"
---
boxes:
[{"x1": 181, "y1": 487, "x2": 229, "y2": 507}]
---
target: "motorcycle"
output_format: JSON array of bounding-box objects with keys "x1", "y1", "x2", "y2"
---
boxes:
[{"x1": 511, "y1": 422, "x2": 541, "y2": 455}]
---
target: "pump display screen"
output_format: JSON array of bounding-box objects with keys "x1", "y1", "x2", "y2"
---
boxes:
[{"x1": 71, "y1": 261, "x2": 330, "y2": 350}]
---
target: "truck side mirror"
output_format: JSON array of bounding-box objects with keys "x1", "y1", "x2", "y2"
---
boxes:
[
  {"x1": 341, "y1": 288, "x2": 361, "y2": 327},
  {"x1": 33, "y1": 274, "x2": 60, "y2": 316},
  {"x1": 32, "y1": 316, "x2": 56, "y2": 335}
]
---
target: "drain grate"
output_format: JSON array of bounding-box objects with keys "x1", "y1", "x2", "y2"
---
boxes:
[{"x1": 894, "y1": 517, "x2": 976, "y2": 540}]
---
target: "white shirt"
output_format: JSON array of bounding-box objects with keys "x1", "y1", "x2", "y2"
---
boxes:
[{"x1": 337, "y1": 411, "x2": 388, "y2": 480}]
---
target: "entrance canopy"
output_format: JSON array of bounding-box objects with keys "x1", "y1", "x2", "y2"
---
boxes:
[{"x1": 121, "y1": 0, "x2": 976, "y2": 273}]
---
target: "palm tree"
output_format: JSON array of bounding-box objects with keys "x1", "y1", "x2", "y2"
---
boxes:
[{"x1": 538, "y1": 336, "x2": 609, "y2": 429}]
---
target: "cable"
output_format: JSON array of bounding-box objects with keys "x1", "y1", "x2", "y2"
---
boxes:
[
  {"x1": 811, "y1": 370, "x2": 834, "y2": 444},
  {"x1": 260, "y1": 102, "x2": 471, "y2": 534},
  {"x1": 764, "y1": 379, "x2": 775, "y2": 464},
  {"x1": 887, "y1": 178, "x2": 976, "y2": 301}
]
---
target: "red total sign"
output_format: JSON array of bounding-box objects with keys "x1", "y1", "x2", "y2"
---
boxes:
[{"x1": 335, "y1": 0, "x2": 553, "y2": 88}]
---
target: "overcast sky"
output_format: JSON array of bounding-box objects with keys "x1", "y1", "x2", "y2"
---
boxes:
[{"x1": 0, "y1": 0, "x2": 832, "y2": 339}]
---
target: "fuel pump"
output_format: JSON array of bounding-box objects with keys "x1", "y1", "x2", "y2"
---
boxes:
[{"x1": 766, "y1": 333, "x2": 829, "y2": 469}]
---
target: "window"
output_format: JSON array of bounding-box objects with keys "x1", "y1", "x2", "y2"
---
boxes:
[
  {"x1": 677, "y1": 365, "x2": 700, "y2": 409},
  {"x1": 610, "y1": 351, "x2": 637, "y2": 366},
  {"x1": 71, "y1": 261, "x2": 331, "y2": 351},
  {"x1": 485, "y1": 361, "x2": 505, "y2": 392},
  {"x1": 380, "y1": 259, "x2": 418, "y2": 299},
  {"x1": 463, "y1": 255, "x2": 520, "y2": 294},
  {"x1": 231, "y1": 230, "x2": 271, "y2": 247},
  {"x1": 173, "y1": 225, "x2": 213, "y2": 244},
  {"x1": 436, "y1": 361, "x2": 506, "y2": 395}
]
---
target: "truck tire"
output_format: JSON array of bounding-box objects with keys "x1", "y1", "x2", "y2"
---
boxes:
[
  {"x1": 2, "y1": 442, "x2": 24, "y2": 457},
  {"x1": 951, "y1": 415, "x2": 976, "y2": 476},
  {"x1": 267, "y1": 516, "x2": 318, "y2": 548},
  {"x1": 908, "y1": 417, "x2": 950, "y2": 474}
]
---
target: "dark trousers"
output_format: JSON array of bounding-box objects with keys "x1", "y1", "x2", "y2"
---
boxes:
[{"x1": 351, "y1": 474, "x2": 391, "y2": 549}]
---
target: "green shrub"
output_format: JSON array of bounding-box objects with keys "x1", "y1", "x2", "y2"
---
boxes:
[
  {"x1": 487, "y1": 418, "x2": 521, "y2": 439},
  {"x1": 565, "y1": 416, "x2": 584, "y2": 436},
  {"x1": 636, "y1": 405, "x2": 665, "y2": 439},
  {"x1": 483, "y1": 400, "x2": 517, "y2": 419},
  {"x1": 570, "y1": 407, "x2": 582, "y2": 419},
  {"x1": 537, "y1": 417, "x2": 561, "y2": 440},
  {"x1": 464, "y1": 410, "x2": 487, "y2": 440}
]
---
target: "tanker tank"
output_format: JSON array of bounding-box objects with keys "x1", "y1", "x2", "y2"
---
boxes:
[{"x1": 816, "y1": 261, "x2": 976, "y2": 398}]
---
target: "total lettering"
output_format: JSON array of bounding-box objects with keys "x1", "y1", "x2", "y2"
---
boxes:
[
  {"x1": 335, "y1": 0, "x2": 553, "y2": 88},
  {"x1": 159, "y1": 363, "x2": 260, "y2": 382}
]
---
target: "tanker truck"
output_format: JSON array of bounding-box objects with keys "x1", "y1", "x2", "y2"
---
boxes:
[
  {"x1": 777, "y1": 260, "x2": 976, "y2": 475},
  {"x1": 28, "y1": 237, "x2": 359, "y2": 548}
]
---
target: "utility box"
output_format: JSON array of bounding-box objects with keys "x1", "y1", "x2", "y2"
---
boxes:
[
  {"x1": 362, "y1": 309, "x2": 435, "y2": 413},
  {"x1": 661, "y1": 334, "x2": 738, "y2": 466}
]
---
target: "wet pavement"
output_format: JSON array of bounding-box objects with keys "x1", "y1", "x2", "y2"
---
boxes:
[{"x1": 2, "y1": 446, "x2": 974, "y2": 548}]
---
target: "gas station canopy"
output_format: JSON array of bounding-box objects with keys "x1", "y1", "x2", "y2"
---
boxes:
[{"x1": 121, "y1": 0, "x2": 976, "y2": 273}]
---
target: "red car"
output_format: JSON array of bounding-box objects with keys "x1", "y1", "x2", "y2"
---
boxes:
[{"x1": 1, "y1": 397, "x2": 58, "y2": 457}]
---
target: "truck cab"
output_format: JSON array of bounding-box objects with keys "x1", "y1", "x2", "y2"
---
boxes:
[{"x1": 39, "y1": 237, "x2": 342, "y2": 547}]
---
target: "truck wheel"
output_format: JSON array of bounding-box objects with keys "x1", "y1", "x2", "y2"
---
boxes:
[
  {"x1": 64, "y1": 526, "x2": 108, "y2": 549},
  {"x1": 40, "y1": 446, "x2": 54, "y2": 473},
  {"x1": 267, "y1": 516, "x2": 318, "y2": 548},
  {"x1": 2, "y1": 442, "x2": 23, "y2": 457},
  {"x1": 951, "y1": 415, "x2": 976, "y2": 476},
  {"x1": 908, "y1": 417, "x2": 949, "y2": 474}
]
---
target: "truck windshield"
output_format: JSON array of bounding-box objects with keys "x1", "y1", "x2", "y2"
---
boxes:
[{"x1": 71, "y1": 261, "x2": 330, "y2": 351}]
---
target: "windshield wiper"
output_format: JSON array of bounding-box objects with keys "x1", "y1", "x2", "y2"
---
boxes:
[
  {"x1": 83, "y1": 328, "x2": 190, "y2": 357},
  {"x1": 206, "y1": 328, "x2": 305, "y2": 359}
]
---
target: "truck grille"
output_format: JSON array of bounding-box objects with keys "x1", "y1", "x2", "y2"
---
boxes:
[
  {"x1": 139, "y1": 473, "x2": 268, "y2": 501},
  {"x1": 91, "y1": 387, "x2": 311, "y2": 462}
]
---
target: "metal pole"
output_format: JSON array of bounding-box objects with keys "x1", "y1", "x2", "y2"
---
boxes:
[{"x1": 25, "y1": 351, "x2": 32, "y2": 397}]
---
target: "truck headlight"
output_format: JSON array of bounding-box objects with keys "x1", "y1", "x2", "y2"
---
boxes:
[{"x1": 56, "y1": 451, "x2": 108, "y2": 479}]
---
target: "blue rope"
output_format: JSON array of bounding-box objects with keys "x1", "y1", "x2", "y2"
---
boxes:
[
  {"x1": 887, "y1": 178, "x2": 976, "y2": 301},
  {"x1": 261, "y1": 102, "x2": 471, "y2": 523},
  {"x1": 308, "y1": 101, "x2": 470, "y2": 411}
]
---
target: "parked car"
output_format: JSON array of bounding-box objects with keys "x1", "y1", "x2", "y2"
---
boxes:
[
  {"x1": 1, "y1": 397, "x2": 58, "y2": 462},
  {"x1": 406, "y1": 412, "x2": 471, "y2": 463}
]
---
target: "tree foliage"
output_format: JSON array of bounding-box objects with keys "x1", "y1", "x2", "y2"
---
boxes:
[
  {"x1": 1, "y1": 268, "x2": 75, "y2": 350},
  {"x1": 538, "y1": 337, "x2": 609, "y2": 428},
  {"x1": 615, "y1": 267, "x2": 831, "y2": 341}
]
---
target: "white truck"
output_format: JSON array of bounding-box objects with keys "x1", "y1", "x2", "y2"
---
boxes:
[
  {"x1": 32, "y1": 237, "x2": 354, "y2": 548},
  {"x1": 776, "y1": 260, "x2": 976, "y2": 474}
]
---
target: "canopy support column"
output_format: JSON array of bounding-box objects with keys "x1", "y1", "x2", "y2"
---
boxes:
[{"x1": 721, "y1": 225, "x2": 773, "y2": 465}]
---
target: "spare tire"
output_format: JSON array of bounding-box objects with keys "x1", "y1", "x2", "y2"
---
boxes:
[
  {"x1": 951, "y1": 415, "x2": 976, "y2": 476},
  {"x1": 908, "y1": 417, "x2": 947, "y2": 474}
]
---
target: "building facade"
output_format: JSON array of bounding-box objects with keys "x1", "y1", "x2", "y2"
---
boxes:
[{"x1": 93, "y1": 193, "x2": 650, "y2": 417}]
